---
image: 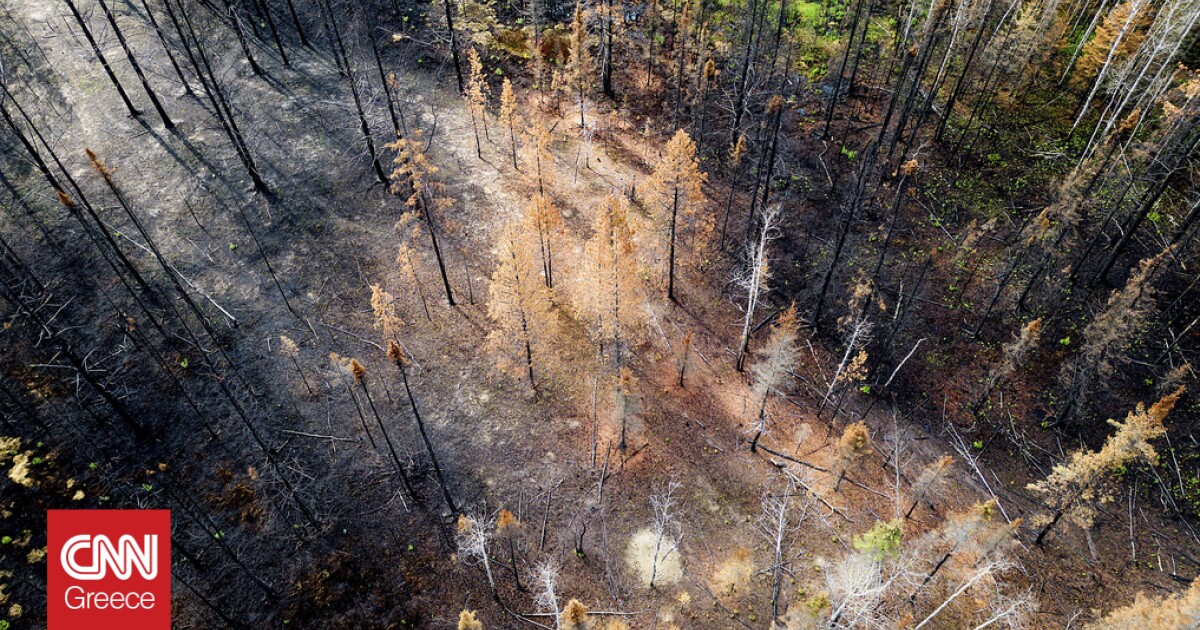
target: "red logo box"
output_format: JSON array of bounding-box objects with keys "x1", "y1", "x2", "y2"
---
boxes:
[{"x1": 48, "y1": 510, "x2": 171, "y2": 630}]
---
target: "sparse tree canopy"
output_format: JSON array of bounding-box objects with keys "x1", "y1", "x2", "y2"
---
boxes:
[
  {"x1": 642, "y1": 129, "x2": 708, "y2": 300},
  {"x1": 748, "y1": 302, "x2": 800, "y2": 452},
  {"x1": 487, "y1": 220, "x2": 558, "y2": 387},
  {"x1": 1030, "y1": 387, "x2": 1184, "y2": 540},
  {"x1": 576, "y1": 195, "x2": 644, "y2": 367}
]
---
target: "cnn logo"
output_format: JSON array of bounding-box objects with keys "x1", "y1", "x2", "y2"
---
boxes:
[
  {"x1": 48, "y1": 510, "x2": 171, "y2": 630},
  {"x1": 60, "y1": 534, "x2": 158, "y2": 580}
]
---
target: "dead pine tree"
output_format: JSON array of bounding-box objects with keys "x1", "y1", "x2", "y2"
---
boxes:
[
  {"x1": 94, "y1": 0, "x2": 174, "y2": 128},
  {"x1": 252, "y1": 0, "x2": 289, "y2": 65},
  {"x1": 323, "y1": 0, "x2": 386, "y2": 182},
  {"x1": 669, "y1": 0, "x2": 692, "y2": 132},
  {"x1": 138, "y1": 0, "x2": 194, "y2": 97},
  {"x1": 487, "y1": 221, "x2": 557, "y2": 390},
  {"x1": 62, "y1": 0, "x2": 141, "y2": 117},
  {"x1": 532, "y1": 560, "x2": 562, "y2": 623},
  {"x1": 524, "y1": 194, "x2": 563, "y2": 289},
  {"x1": 568, "y1": 2, "x2": 591, "y2": 128},
  {"x1": 820, "y1": 286, "x2": 874, "y2": 418},
  {"x1": 598, "y1": 0, "x2": 618, "y2": 98},
  {"x1": 397, "y1": 239, "x2": 433, "y2": 321},
  {"x1": 372, "y1": 45, "x2": 406, "y2": 139},
  {"x1": 615, "y1": 367, "x2": 638, "y2": 453},
  {"x1": 973, "y1": 318, "x2": 1042, "y2": 413},
  {"x1": 457, "y1": 514, "x2": 499, "y2": 600},
  {"x1": 352, "y1": 359, "x2": 418, "y2": 503},
  {"x1": 578, "y1": 195, "x2": 642, "y2": 371},
  {"x1": 168, "y1": 0, "x2": 270, "y2": 192},
  {"x1": 499, "y1": 78, "x2": 521, "y2": 169},
  {"x1": 676, "y1": 330, "x2": 693, "y2": 388},
  {"x1": 735, "y1": 204, "x2": 781, "y2": 372},
  {"x1": 331, "y1": 353, "x2": 377, "y2": 448},
  {"x1": 496, "y1": 509, "x2": 525, "y2": 591},
  {"x1": 1030, "y1": 387, "x2": 1184, "y2": 546},
  {"x1": 719, "y1": 134, "x2": 748, "y2": 250},
  {"x1": 464, "y1": 48, "x2": 490, "y2": 159},
  {"x1": 907, "y1": 499, "x2": 1018, "y2": 606},
  {"x1": 647, "y1": 478, "x2": 683, "y2": 589},
  {"x1": 831, "y1": 422, "x2": 870, "y2": 491},
  {"x1": 437, "y1": 0, "x2": 465, "y2": 92},
  {"x1": 387, "y1": 340, "x2": 457, "y2": 514},
  {"x1": 905, "y1": 455, "x2": 952, "y2": 518},
  {"x1": 1058, "y1": 247, "x2": 1169, "y2": 424},
  {"x1": 278, "y1": 335, "x2": 314, "y2": 396},
  {"x1": 389, "y1": 130, "x2": 456, "y2": 306},
  {"x1": 694, "y1": 57, "x2": 717, "y2": 156},
  {"x1": 643, "y1": 129, "x2": 707, "y2": 302},
  {"x1": 222, "y1": 0, "x2": 263, "y2": 76},
  {"x1": 757, "y1": 474, "x2": 808, "y2": 623},
  {"x1": 747, "y1": 303, "x2": 800, "y2": 452}
]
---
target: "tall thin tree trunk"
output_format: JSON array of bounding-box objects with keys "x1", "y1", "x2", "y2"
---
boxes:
[
  {"x1": 62, "y1": 0, "x2": 142, "y2": 117},
  {"x1": 393, "y1": 352, "x2": 458, "y2": 513}
]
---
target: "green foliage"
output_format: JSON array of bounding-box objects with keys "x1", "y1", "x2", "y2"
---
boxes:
[
  {"x1": 852, "y1": 519, "x2": 902, "y2": 561},
  {"x1": 794, "y1": 2, "x2": 823, "y2": 24},
  {"x1": 804, "y1": 592, "x2": 831, "y2": 616},
  {"x1": 864, "y1": 16, "x2": 895, "y2": 46}
]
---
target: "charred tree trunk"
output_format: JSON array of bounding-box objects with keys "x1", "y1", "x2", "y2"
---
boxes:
[
  {"x1": 62, "y1": 0, "x2": 142, "y2": 117},
  {"x1": 96, "y1": 0, "x2": 175, "y2": 128}
]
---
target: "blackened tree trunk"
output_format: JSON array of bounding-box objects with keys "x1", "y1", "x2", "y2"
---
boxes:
[
  {"x1": 96, "y1": 0, "x2": 175, "y2": 128},
  {"x1": 370, "y1": 31, "x2": 406, "y2": 138},
  {"x1": 283, "y1": 0, "x2": 309, "y2": 47},
  {"x1": 223, "y1": 0, "x2": 264, "y2": 75},
  {"x1": 321, "y1": 0, "x2": 386, "y2": 182},
  {"x1": 172, "y1": 0, "x2": 270, "y2": 192},
  {"x1": 1096, "y1": 129, "x2": 1200, "y2": 285},
  {"x1": 601, "y1": 0, "x2": 615, "y2": 98},
  {"x1": 667, "y1": 187, "x2": 680, "y2": 301},
  {"x1": 730, "y1": 0, "x2": 765, "y2": 146},
  {"x1": 812, "y1": 157, "x2": 871, "y2": 323},
  {"x1": 823, "y1": 0, "x2": 868, "y2": 138},
  {"x1": 443, "y1": 0, "x2": 465, "y2": 93},
  {"x1": 251, "y1": 0, "x2": 289, "y2": 66},
  {"x1": 139, "y1": 0, "x2": 195, "y2": 97},
  {"x1": 62, "y1": 0, "x2": 142, "y2": 117},
  {"x1": 391, "y1": 348, "x2": 458, "y2": 514},
  {"x1": 358, "y1": 376, "x2": 418, "y2": 500}
]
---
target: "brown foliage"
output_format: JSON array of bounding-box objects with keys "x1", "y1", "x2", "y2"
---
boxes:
[
  {"x1": 1072, "y1": 0, "x2": 1153, "y2": 89},
  {"x1": 458, "y1": 609, "x2": 484, "y2": 630},
  {"x1": 562, "y1": 598, "x2": 589, "y2": 629},
  {"x1": 1028, "y1": 387, "x2": 1184, "y2": 530},
  {"x1": 1087, "y1": 578, "x2": 1200, "y2": 628},
  {"x1": 349, "y1": 359, "x2": 367, "y2": 383}
]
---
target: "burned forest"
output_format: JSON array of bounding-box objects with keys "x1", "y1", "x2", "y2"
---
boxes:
[{"x1": 2, "y1": 0, "x2": 1200, "y2": 626}]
